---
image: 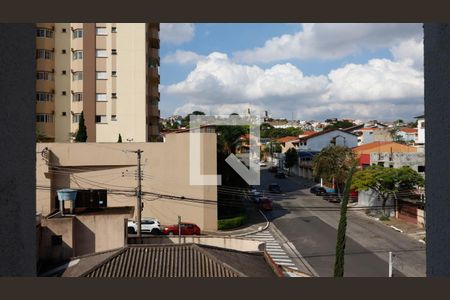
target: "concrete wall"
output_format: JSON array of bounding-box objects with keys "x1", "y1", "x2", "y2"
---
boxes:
[
  {"x1": 417, "y1": 118, "x2": 425, "y2": 144},
  {"x1": 36, "y1": 132, "x2": 218, "y2": 231},
  {"x1": 40, "y1": 217, "x2": 75, "y2": 263},
  {"x1": 0, "y1": 24, "x2": 36, "y2": 276},
  {"x1": 370, "y1": 152, "x2": 425, "y2": 173},
  {"x1": 424, "y1": 24, "x2": 450, "y2": 276},
  {"x1": 358, "y1": 190, "x2": 395, "y2": 217},
  {"x1": 129, "y1": 236, "x2": 265, "y2": 252},
  {"x1": 39, "y1": 211, "x2": 131, "y2": 262}
]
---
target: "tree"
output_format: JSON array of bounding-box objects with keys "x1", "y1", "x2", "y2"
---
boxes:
[
  {"x1": 388, "y1": 126, "x2": 405, "y2": 144},
  {"x1": 118, "y1": 133, "x2": 122, "y2": 143},
  {"x1": 312, "y1": 146, "x2": 356, "y2": 195},
  {"x1": 75, "y1": 111, "x2": 87, "y2": 142},
  {"x1": 324, "y1": 120, "x2": 356, "y2": 131},
  {"x1": 181, "y1": 111, "x2": 205, "y2": 128},
  {"x1": 351, "y1": 165, "x2": 425, "y2": 216},
  {"x1": 334, "y1": 161, "x2": 358, "y2": 277},
  {"x1": 284, "y1": 148, "x2": 298, "y2": 175}
]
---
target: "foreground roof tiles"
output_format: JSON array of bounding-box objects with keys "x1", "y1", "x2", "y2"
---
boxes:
[{"x1": 82, "y1": 244, "x2": 243, "y2": 277}]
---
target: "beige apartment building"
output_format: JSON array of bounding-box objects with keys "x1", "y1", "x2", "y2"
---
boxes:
[
  {"x1": 36, "y1": 132, "x2": 218, "y2": 232},
  {"x1": 36, "y1": 23, "x2": 160, "y2": 142}
]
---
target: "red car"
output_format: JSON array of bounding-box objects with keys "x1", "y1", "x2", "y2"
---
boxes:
[
  {"x1": 162, "y1": 222, "x2": 201, "y2": 235},
  {"x1": 258, "y1": 197, "x2": 273, "y2": 211}
]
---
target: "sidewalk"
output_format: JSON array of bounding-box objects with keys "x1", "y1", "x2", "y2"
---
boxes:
[
  {"x1": 355, "y1": 210, "x2": 426, "y2": 243},
  {"x1": 203, "y1": 199, "x2": 269, "y2": 237},
  {"x1": 381, "y1": 217, "x2": 426, "y2": 242}
]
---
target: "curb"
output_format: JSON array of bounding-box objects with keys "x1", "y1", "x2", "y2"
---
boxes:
[{"x1": 230, "y1": 209, "x2": 270, "y2": 237}]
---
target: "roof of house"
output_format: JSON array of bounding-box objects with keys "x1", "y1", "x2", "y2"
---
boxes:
[
  {"x1": 56, "y1": 244, "x2": 279, "y2": 278},
  {"x1": 298, "y1": 129, "x2": 356, "y2": 141},
  {"x1": 399, "y1": 127, "x2": 418, "y2": 133},
  {"x1": 299, "y1": 131, "x2": 317, "y2": 136},
  {"x1": 352, "y1": 141, "x2": 416, "y2": 153},
  {"x1": 276, "y1": 136, "x2": 299, "y2": 143},
  {"x1": 414, "y1": 115, "x2": 425, "y2": 119}
]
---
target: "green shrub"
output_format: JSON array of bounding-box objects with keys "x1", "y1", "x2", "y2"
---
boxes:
[
  {"x1": 218, "y1": 214, "x2": 247, "y2": 230},
  {"x1": 379, "y1": 215, "x2": 390, "y2": 221}
]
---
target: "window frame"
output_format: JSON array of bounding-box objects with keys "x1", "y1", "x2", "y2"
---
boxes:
[
  {"x1": 72, "y1": 50, "x2": 83, "y2": 60},
  {"x1": 95, "y1": 93, "x2": 107, "y2": 102},
  {"x1": 96, "y1": 27, "x2": 108, "y2": 36},
  {"x1": 96, "y1": 49, "x2": 108, "y2": 58},
  {"x1": 96, "y1": 71, "x2": 108, "y2": 80},
  {"x1": 73, "y1": 29, "x2": 83, "y2": 39}
]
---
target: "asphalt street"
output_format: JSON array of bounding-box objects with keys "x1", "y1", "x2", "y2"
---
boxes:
[{"x1": 257, "y1": 167, "x2": 426, "y2": 277}]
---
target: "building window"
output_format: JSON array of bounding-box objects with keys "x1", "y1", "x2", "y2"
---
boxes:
[
  {"x1": 73, "y1": 93, "x2": 83, "y2": 102},
  {"x1": 36, "y1": 114, "x2": 54, "y2": 123},
  {"x1": 96, "y1": 71, "x2": 108, "y2": 80},
  {"x1": 95, "y1": 115, "x2": 107, "y2": 123},
  {"x1": 72, "y1": 71, "x2": 83, "y2": 81},
  {"x1": 62, "y1": 49, "x2": 66, "y2": 54},
  {"x1": 36, "y1": 92, "x2": 54, "y2": 102},
  {"x1": 111, "y1": 115, "x2": 117, "y2": 121},
  {"x1": 62, "y1": 112, "x2": 66, "y2": 116},
  {"x1": 418, "y1": 165, "x2": 425, "y2": 173},
  {"x1": 421, "y1": 122, "x2": 425, "y2": 129},
  {"x1": 72, "y1": 113, "x2": 81, "y2": 124},
  {"x1": 62, "y1": 70, "x2": 66, "y2": 75},
  {"x1": 111, "y1": 26, "x2": 117, "y2": 33},
  {"x1": 96, "y1": 49, "x2": 108, "y2": 58},
  {"x1": 96, "y1": 27, "x2": 108, "y2": 35},
  {"x1": 36, "y1": 28, "x2": 54, "y2": 38},
  {"x1": 72, "y1": 50, "x2": 83, "y2": 60},
  {"x1": 62, "y1": 28, "x2": 67, "y2": 33},
  {"x1": 73, "y1": 29, "x2": 83, "y2": 39},
  {"x1": 111, "y1": 93, "x2": 117, "y2": 99},
  {"x1": 36, "y1": 49, "x2": 54, "y2": 60},
  {"x1": 112, "y1": 71, "x2": 117, "y2": 77},
  {"x1": 62, "y1": 91, "x2": 66, "y2": 96},
  {"x1": 36, "y1": 71, "x2": 54, "y2": 81},
  {"x1": 96, "y1": 93, "x2": 107, "y2": 101},
  {"x1": 111, "y1": 49, "x2": 117, "y2": 55}
]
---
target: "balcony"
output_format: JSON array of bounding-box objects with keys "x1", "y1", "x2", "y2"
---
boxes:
[
  {"x1": 148, "y1": 106, "x2": 159, "y2": 117},
  {"x1": 148, "y1": 67, "x2": 160, "y2": 84}
]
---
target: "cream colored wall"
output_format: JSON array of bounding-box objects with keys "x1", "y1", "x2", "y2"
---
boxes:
[
  {"x1": 95, "y1": 23, "x2": 147, "y2": 142},
  {"x1": 74, "y1": 213, "x2": 130, "y2": 256},
  {"x1": 36, "y1": 132, "x2": 218, "y2": 231},
  {"x1": 54, "y1": 23, "x2": 72, "y2": 142}
]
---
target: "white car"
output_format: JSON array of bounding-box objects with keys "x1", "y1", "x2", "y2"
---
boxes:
[{"x1": 128, "y1": 217, "x2": 161, "y2": 234}]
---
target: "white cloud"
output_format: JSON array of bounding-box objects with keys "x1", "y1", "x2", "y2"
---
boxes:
[
  {"x1": 233, "y1": 23, "x2": 422, "y2": 63},
  {"x1": 390, "y1": 37, "x2": 424, "y2": 70},
  {"x1": 164, "y1": 51, "x2": 424, "y2": 121},
  {"x1": 160, "y1": 23, "x2": 195, "y2": 45},
  {"x1": 327, "y1": 58, "x2": 424, "y2": 102},
  {"x1": 162, "y1": 50, "x2": 205, "y2": 65}
]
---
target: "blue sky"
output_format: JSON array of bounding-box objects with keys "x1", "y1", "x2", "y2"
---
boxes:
[{"x1": 159, "y1": 23, "x2": 424, "y2": 121}]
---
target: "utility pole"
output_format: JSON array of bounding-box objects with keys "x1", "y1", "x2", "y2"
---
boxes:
[
  {"x1": 389, "y1": 251, "x2": 393, "y2": 277},
  {"x1": 178, "y1": 216, "x2": 181, "y2": 244},
  {"x1": 129, "y1": 149, "x2": 144, "y2": 238}
]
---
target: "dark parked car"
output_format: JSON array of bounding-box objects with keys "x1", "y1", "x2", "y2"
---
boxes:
[
  {"x1": 275, "y1": 171, "x2": 287, "y2": 179},
  {"x1": 310, "y1": 186, "x2": 327, "y2": 195},
  {"x1": 323, "y1": 192, "x2": 341, "y2": 203},
  {"x1": 162, "y1": 222, "x2": 201, "y2": 235},
  {"x1": 268, "y1": 166, "x2": 278, "y2": 173},
  {"x1": 258, "y1": 197, "x2": 273, "y2": 211},
  {"x1": 268, "y1": 183, "x2": 282, "y2": 193}
]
